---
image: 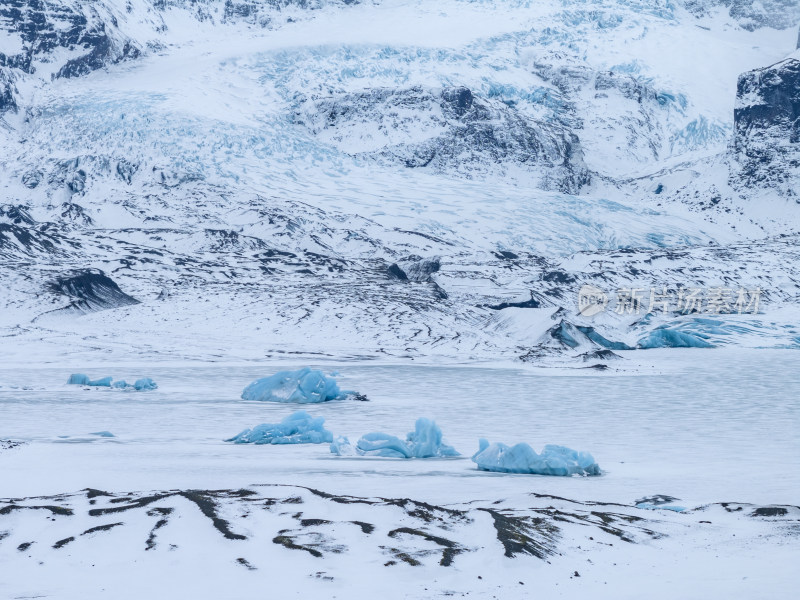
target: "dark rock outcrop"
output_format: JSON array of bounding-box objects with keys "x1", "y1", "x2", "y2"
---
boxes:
[
  {"x1": 48, "y1": 270, "x2": 140, "y2": 314},
  {"x1": 298, "y1": 86, "x2": 590, "y2": 193},
  {"x1": 732, "y1": 58, "x2": 800, "y2": 195}
]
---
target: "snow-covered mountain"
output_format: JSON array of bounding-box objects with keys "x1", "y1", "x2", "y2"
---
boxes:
[{"x1": 1, "y1": 0, "x2": 799, "y2": 364}]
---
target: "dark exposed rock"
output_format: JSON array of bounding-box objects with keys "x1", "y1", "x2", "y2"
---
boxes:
[
  {"x1": 47, "y1": 269, "x2": 140, "y2": 314},
  {"x1": 0, "y1": 67, "x2": 17, "y2": 112},
  {"x1": 299, "y1": 86, "x2": 590, "y2": 193},
  {"x1": 579, "y1": 349, "x2": 622, "y2": 361},
  {"x1": 387, "y1": 263, "x2": 408, "y2": 280},
  {"x1": 486, "y1": 295, "x2": 541, "y2": 310},
  {"x1": 733, "y1": 57, "x2": 800, "y2": 194},
  {"x1": 635, "y1": 495, "x2": 681, "y2": 506},
  {"x1": 0, "y1": 0, "x2": 141, "y2": 81},
  {"x1": 398, "y1": 256, "x2": 441, "y2": 283},
  {"x1": 0, "y1": 204, "x2": 34, "y2": 226}
]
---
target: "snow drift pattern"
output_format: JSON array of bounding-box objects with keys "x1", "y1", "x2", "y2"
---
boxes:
[
  {"x1": 330, "y1": 418, "x2": 459, "y2": 458},
  {"x1": 472, "y1": 439, "x2": 600, "y2": 476},
  {"x1": 226, "y1": 411, "x2": 333, "y2": 445},
  {"x1": 241, "y1": 368, "x2": 356, "y2": 403}
]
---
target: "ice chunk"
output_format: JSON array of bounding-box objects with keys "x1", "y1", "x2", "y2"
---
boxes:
[
  {"x1": 89, "y1": 431, "x2": 115, "y2": 438},
  {"x1": 472, "y1": 438, "x2": 600, "y2": 476},
  {"x1": 330, "y1": 436, "x2": 355, "y2": 456},
  {"x1": 70, "y1": 375, "x2": 157, "y2": 390},
  {"x1": 225, "y1": 411, "x2": 333, "y2": 445},
  {"x1": 133, "y1": 377, "x2": 158, "y2": 391},
  {"x1": 241, "y1": 368, "x2": 357, "y2": 403},
  {"x1": 333, "y1": 418, "x2": 460, "y2": 458},
  {"x1": 357, "y1": 432, "x2": 411, "y2": 458}
]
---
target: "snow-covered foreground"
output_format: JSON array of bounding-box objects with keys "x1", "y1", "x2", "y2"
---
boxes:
[{"x1": 1, "y1": 350, "x2": 798, "y2": 598}]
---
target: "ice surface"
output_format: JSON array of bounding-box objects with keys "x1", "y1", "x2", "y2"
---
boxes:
[
  {"x1": 472, "y1": 438, "x2": 600, "y2": 476},
  {"x1": 66, "y1": 373, "x2": 91, "y2": 385},
  {"x1": 241, "y1": 368, "x2": 354, "y2": 403},
  {"x1": 225, "y1": 410, "x2": 333, "y2": 445},
  {"x1": 88, "y1": 376, "x2": 112, "y2": 387},
  {"x1": 332, "y1": 418, "x2": 460, "y2": 458}
]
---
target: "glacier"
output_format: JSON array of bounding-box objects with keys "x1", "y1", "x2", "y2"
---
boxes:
[
  {"x1": 225, "y1": 411, "x2": 333, "y2": 445},
  {"x1": 472, "y1": 438, "x2": 601, "y2": 476},
  {"x1": 330, "y1": 418, "x2": 459, "y2": 458}
]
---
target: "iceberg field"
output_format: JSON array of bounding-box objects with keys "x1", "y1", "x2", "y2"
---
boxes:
[
  {"x1": 331, "y1": 418, "x2": 459, "y2": 458},
  {"x1": 472, "y1": 438, "x2": 600, "y2": 476},
  {"x1": 241, "y1": 368, "x2": 360, "y2": 403},
  {"x1": 226, "y1": 411, "x2": 333, "y2": 445}
]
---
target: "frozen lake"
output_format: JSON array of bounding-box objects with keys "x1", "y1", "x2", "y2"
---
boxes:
[{"x1": 2, "y1": 349, "x2": 798, "y2": 507}]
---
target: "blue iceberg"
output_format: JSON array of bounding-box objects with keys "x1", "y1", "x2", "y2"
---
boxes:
[
  {"x1": 67, "y1": 374, "x2": 157, "y2": 390},
  {"x1": 472, "y1": 439, "x2": 600, "y2": 476},
  {"x1": 134, "y1": 378, "x2": 158, "y2": 391},
  {"x1": 67, "y1": 373, "x2": 112, "y2": 386},
  {"x1": 225, "y1": 411, "x2": 334, "y2": 445},
  {"x1": 330, "y1": 418, "x2": 460, "y2": 458},
  {"x1": 241, "y1": 368, "x2": 359, "y2": 403}
]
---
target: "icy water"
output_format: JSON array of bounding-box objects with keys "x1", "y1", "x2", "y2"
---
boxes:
[{"x1": 1, "y1": 350, "x2": 798, "y2": 506}]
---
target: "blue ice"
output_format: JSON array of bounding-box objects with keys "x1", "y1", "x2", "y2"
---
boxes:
[
  {"x1": 241, "y1": 368, "x2": 355, "y2": 403},
  {"x1": 472, "y1": 439, "x2": 600, "y2": 476},
  {"x1": 638, "y1": 328, "x2": 713, "y2": 348},
  {"x1": 67, "y1": 373, "x2": 112, "y2": 386},
  {"x1": 226, "y1": 411, "x2": 334, "y2": 445},
  {"x1": 134, "y1": 378, "x2": 158, "y2": 391},
  {"x1": 330, "y1": 418, "x2": 460, "y2": 458},
  {"x1": 68, "y1": 374, "x2": 157, "y2": 390}
]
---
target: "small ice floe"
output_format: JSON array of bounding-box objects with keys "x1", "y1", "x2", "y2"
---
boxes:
[
  {"x1": 471, "y1": 439, "x2": 600, "y2": 476},
  {"x1": 225, "y1": 411, "x2": 333, "y2": 445},
  {"x1": 67, "y1": 374, "x2": 157, "y2": 390},
  {"x1": 241, "y1": 368, "x2": 364, "y2": 403},
  {"x1": 67, "y1": 374, "x2": 112, "y2": 386},
  {"x1": 330, "y1": 418, "x2": 459, "y2": 458},
  {"x1": 635, "y1": 495, "x2": 686, "y2": 512},
  {"x1": 55, "y1": 431, "x2": 117, "y2": 443}
]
